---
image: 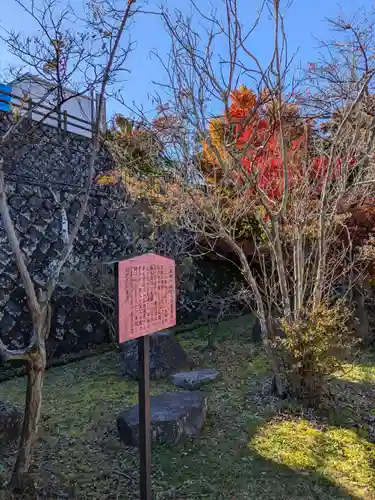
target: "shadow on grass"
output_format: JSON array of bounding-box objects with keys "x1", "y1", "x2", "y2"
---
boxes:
[
  {"x1": 244, "y1": 353, "x2": 375, "y2": 444},
  {"x1": 296, "y1": 356, "x2": 375, "y2": 438},
  {"x1": 0, "y1": 427, "x2": 365, "y2": 500},
  {"x1": 152, "y1": 418, "x2": 362, "y2": 500},
  {"x1": 322, "y1": 378, "x2": 375, "y2": 429},
  {"x1": 0, "y1": 336, "x2": 373, "y2": 500},
  {"x1": 250, "y1": 415, "x2": 375, "y2": 498},
  {"x1": 242, "y1": 452, "x2": 359, "y2": 500}
]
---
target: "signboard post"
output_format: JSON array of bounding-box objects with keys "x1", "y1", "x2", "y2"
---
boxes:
[
  {"x1": 115, "y1": 253, "x2": 176, "y2": 500},
  {"x1": 139, "y1": 334, "x2": 152, "y2": 499}
]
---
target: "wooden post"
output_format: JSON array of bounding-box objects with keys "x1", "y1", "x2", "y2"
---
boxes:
[
  {"x1": 138, "y1": 334, "x2": 152, "y2": 500},
  {"x1": 114, "y1": 262, "x2": 119, "y2": 344},
  {"x1": 115, "y1": 254, "x2": 176, "y2": 500}
]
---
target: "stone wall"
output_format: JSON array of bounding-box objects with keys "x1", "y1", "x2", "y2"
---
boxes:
[
  {"x1": 0, "y1": 115, "x2": 242, "y2": 361},
  {"x1": 0, "y1": 115, "x2": 150, "y2": 355},
  {"x1": 0, "y1": 112, "x2": 111, "y2": 187}
]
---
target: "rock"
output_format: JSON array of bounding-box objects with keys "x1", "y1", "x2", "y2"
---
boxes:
[
  {"x1": 120, "y1": 331, "x2": 191, "y2": 380},
  {"x1": 117, "y1": 391, "x2": 207, "y2": 446},
  {"x1": 0, "y1": 400, "x2": 22, "y2": 444},
  {"x1": 171, "y1": 368, "x2": 219, "y2": 390}
]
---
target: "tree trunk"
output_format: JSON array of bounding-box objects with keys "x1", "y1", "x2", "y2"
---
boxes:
[
  {"x1": 270, "y1": 356, "x2": 288, "y2": 398},
  {"x1": 264, "y1": 317, "x2": 289, "y2": 398},
  {"x1": 207, "y1": 320, "x2": 219, "y2": 350},
  {"x1": 352, "y1": 285, "x2": 370, "y2": 346},
  {"x1": 10, "y1": 346, "x2": 46, "y2": 491}
]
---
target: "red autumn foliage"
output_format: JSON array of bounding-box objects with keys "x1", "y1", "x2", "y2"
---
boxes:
[
  {"x1": 205, "y1": 86, "x2": 356, "y2": 202},
  {"x1": 339, "y1": 201, "x2": 375, "y2": 247}
]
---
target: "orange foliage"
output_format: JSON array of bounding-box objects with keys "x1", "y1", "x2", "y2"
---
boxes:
[
  {"x1": 230, "y1": 85, "x2": 257, "y2": 118},
  {"x1": 202, "y1": 85, "x2": 355, "y2": 202}
]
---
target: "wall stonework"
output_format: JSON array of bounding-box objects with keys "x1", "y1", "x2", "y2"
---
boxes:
[
  {"x1": 0, "y1": 112, "x2": 110, "y2": 187},
  {"x1": 0, "y1": 117, "x2": 241, "y2": 362},
  {"x1": 0, "y1": 117, "x2": 152, "y2": 355}
]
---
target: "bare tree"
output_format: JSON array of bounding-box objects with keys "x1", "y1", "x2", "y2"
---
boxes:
[
  {"x1": 0, "y1": 0, "x2": 138, "y2": 489},
  {"x1": 150, "y1": 0, "x2": 375, "y2": 400}
]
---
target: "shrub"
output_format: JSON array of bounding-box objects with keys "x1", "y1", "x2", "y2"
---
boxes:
[{"x1": 271, "y1": 302, "x2": 359, "y2": 403}]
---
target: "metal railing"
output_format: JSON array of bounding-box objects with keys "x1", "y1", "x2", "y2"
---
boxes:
[{"x1": 0, "y1": 88, "x2": 95, "y2": 136}]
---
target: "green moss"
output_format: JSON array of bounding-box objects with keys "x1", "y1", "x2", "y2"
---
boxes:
[
  {"x1": 250, "y1": 419, "x2": 375, "y2": 499},
  {"x1": 177, "y1": 313, "x2": 255, "y2": 344},
  {"x1": 214, "y1": 313, "x2": 254, "y2": 336},
  {"x1": 247, "y1": 353, "x2": 270, "y2": 376},
  {"x1": 338, "y1": 359, "x2": 375, "y2": 383},
  {"x1": 0, "y1": 317, "x2": 374, "y2": 499}
]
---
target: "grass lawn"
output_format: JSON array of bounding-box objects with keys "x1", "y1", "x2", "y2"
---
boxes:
[{"x1": 0, "y1": 314, "x2": 375, "y2": 499}]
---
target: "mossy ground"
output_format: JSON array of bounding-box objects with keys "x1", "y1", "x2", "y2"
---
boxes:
[{"x1": 0, "y1": 314, "x2": 374, "y2": 499}]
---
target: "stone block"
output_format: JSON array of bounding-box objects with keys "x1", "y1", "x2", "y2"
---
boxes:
[
  {"x1": 171, "y1": 368, "x2": 219, "y2": 390},
  {"x1": 117, "y1": 391, "x2": 207, "y2": 446}
]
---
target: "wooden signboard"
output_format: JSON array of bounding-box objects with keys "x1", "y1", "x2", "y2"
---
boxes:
[
  {"x1": 115, "y1": 253, "x2": 176, "y2": 500},
  {"x1": 117, "y1": 253, "x2": 176, "y2": 343}
]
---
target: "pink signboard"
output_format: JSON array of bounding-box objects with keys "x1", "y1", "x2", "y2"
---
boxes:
[{"x1": 117, "y1": 253, "x2": 176, "y2": 343}]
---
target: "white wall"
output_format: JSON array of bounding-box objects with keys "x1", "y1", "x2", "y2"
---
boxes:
[{"x1": 11, "y1": 78, "x2": 100, "y2": 139}]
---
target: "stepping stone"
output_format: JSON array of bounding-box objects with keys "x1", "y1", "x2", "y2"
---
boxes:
[
  {"x1": 120, "y1": 331, "x2": 191, "y2": 381},
  {"x1": 0, "y1": 400, "x2": 22, "y2": 444},
  {"x1": 171, "y1": 368, "x2": 219, "y2": 390},
  {"x1": 117, "y1": 391, "x2": 207, "y2": 446}
]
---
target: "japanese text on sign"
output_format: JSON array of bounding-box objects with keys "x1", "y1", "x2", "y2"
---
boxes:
[{"x1": 117, "y1": 253, "x2": 176, "y2": 343}]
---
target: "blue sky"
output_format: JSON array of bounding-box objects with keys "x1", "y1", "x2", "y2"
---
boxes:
[{"x1": 0, "y1": 0, "x2": 373, "y2": 119}]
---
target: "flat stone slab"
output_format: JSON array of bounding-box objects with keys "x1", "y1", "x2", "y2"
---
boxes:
[
  {"x1": 117, "y1": 391, "x2": 207, "y2": 446},
  {"x1": 171, "y1": 368, "x2": 219, "y2": 390}
]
